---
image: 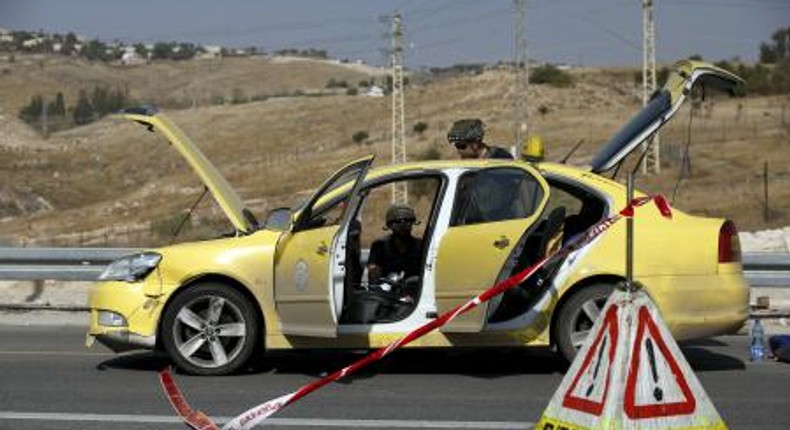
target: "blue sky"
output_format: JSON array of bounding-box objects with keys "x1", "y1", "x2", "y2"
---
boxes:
[{"x1": 1, "y1": 0, "x2": 787, "y2": 68}]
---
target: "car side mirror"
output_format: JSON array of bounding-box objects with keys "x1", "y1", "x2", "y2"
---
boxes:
[{"x1": 265, "y1": 207, "x2": 292, "y2": 231}]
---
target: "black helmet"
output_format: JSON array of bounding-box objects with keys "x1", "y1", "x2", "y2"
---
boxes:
[
  {"x1": 447, "y1": 118, "x2": 485, "y2": 144},
  {"x1": 385, "y1": 203, "x2": 416, "y2": 225}
]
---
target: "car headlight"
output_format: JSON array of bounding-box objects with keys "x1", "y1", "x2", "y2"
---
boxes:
[
  {"x1": 98, "y1": 310, "x2": 127, "y2": 327},
  {"x1": 98, "y1": 252, "x2": 162, "y2": 283}
]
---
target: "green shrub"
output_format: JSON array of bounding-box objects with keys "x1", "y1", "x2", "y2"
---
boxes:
[
  {"x1": 530, "y1": 64, "x2": 574, "y2": 88},
  {"x1": 352, "y1": 130, "x2": 369, "y2": 144},
  {"x1": 412, "y1": 121, "x2": 428, "y2": 135}
]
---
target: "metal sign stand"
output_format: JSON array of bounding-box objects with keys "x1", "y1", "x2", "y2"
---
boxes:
[{"x1": 623, "y1": 173, "x2": 641, "y2": 296}]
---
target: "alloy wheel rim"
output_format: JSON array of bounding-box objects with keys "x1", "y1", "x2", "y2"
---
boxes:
[
  {"x1": 172, "y1": 295, "x2": 247, "y2": 369},
  {"x1": 569, "y1": 296, "x2": 608, "y2": 351}
]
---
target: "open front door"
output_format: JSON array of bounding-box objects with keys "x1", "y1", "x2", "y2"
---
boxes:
[
  {"x1": 274, "y1": 156, "x2": 373, "y2": 337},
  {"x1": 435, "y1": 166, "x2": 549, "y2": 333}
]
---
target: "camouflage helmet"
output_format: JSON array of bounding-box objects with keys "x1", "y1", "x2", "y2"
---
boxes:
[
  {"x1": 447, "y1": 118, "x2": 485, "y2": 144},
  {"x1": 385, "y1": 203, "x2": 416, "y2": 225}
]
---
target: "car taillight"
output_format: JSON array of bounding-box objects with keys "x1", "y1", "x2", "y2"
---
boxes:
[{"x1": 718, "y1": 220, "x2": 741, "y2": 263}]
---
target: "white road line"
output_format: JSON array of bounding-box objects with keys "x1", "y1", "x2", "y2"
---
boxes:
[{"x1": 0, "y1": 411, "x2": 533, "y2": 429}]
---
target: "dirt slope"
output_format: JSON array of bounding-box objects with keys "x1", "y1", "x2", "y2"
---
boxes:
[{"x1": 0, "y1": 56, "x2": 788, "y2": 247}]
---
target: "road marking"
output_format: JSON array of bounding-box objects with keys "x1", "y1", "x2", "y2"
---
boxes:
[
  {"x1": 0, "y1": 411, "x2": 532, "y2": 429},
  {"x1": 0, "y1": 350, "x2": 114, "y2": 356}
]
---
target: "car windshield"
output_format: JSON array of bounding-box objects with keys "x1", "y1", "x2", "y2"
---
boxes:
[{"x1": 590, "y1": 89, "x2": 672, "y2": 172}]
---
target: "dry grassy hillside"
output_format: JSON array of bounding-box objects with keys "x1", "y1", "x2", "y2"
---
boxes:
[
  {"x1": 0, "y1": 55, "x2": 788, "y2": 247},
  {"x1": 0, "y1": 54, "x2": 380, "y2": 114}
]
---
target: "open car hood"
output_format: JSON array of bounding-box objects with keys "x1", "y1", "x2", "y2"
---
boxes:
[
  {"x1": 117, "y1": 106, "x2": 258, "y2": 234},
  {"x1": 589, "y1": 60, "x2": 744, "y2": 173}
]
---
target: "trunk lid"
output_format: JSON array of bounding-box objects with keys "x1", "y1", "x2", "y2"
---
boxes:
[{"x1": 590, "y1": 60, "x2": 744, "y2": 173}]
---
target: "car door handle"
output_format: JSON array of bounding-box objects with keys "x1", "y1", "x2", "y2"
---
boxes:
[
  {"x1": 493, "y1": 236, "x2": 510, "y2": 249},
  {"x1": 316, "y1": 242, "x2": 329, "y2": 255}
]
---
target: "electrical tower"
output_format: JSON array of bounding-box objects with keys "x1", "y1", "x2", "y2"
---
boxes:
[
  {"x1": 514, "y1": 0, "x2": 530, "y2": 150},
  {"x1": 390, "y1": 12, "x2": 407, "y2": 204},
  {"x1": 641, "y1": 0, "x2": 660, "y2": 174}
]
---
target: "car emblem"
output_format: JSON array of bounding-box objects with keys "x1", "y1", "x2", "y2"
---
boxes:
[{"x1": 294, "y1": 260, "x2": 309, "y2": 292}]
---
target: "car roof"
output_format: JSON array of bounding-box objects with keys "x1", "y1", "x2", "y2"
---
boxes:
[{"x1": 366, "y1": 158, "x2": 525, "y2": 178}]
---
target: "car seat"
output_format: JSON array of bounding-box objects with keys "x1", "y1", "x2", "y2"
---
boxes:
[{"x1": 489, "y1": 206, "x2": 565, "y2": 322}]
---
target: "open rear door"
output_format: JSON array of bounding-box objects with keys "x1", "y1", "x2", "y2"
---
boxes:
[
  {"x1": 274, "y1": 156, "x2": 373, "y2": 337},
  {"x1": 435, "y1": 166, "x2": 549, "y2": 332}
]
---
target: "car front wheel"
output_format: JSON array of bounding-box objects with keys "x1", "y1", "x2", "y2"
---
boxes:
[
  {"x1": 161, "y1": 283, "x2": 260, "y2": 375},
  {"x1": 555, "y1": 283, "x2": 614, "y2": 363}
]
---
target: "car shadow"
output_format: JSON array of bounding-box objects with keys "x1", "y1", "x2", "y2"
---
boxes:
[
  {"x1": 259, "y1": 347, "x2": 568, "y2": 382},
  {"x1": 96, "y1": 351, "x2": 171, "y2": 372},
  {"x1": 96, "y1": 341, "x2": 745, "y2": 378},
  {"x1": 96, "y1": 347, "x2": 567, "y2": 379}
]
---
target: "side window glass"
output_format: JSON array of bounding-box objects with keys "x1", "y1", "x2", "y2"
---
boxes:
[
  {"x1": 451, "y1": 168, "x2": 543, "y2": 226},
  {"x1": 296, "y1": 160, "x2": 370, "y2": 231},
  {"x1": 303, "y1": 198, "x2": 348, "y2": 230}
]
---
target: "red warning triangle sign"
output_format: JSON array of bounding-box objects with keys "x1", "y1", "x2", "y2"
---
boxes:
[
  {"x1": 538, "y1": 290, "x2": 727, "y2": 430},
  {"x1": 624, "y1": 305, "x2": 696, "y2": 419},
  {"x1": 562, "y1": 304, "x2": 620, "y2": 416}
]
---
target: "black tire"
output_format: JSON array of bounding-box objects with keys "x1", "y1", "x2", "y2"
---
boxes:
[
  {"x1": 555, "y1": 283, "x2": 614, "y2": 363},
  {"x1": 161, "y1": 283, "x2": 261, "y2": 376}
]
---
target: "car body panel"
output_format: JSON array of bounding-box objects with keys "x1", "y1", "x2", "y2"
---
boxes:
[{"x1": 537, "y1": 162, "x2": 749, "y2": 342}]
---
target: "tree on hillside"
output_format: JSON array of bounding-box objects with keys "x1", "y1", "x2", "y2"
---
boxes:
[
  {"x1": 530, "y1": 64, "x2": 574, "y2": 88},
  {"x1": 49, "y1": 92, "x2": 66, "y2": 117},
  {"x1": 152, "y1": 42, "x2": 173, "y2": 60},
  {"x1": 413, "y1": 121, "x2": 428, "y2": 136},
  {"x1": 18, "y1": 95, "x2": 44, "y2": 122},
  {"x1": 83, "y1": 39, "x2": 108, "y2": 61},
  {"x1": 73, "y1": 90, "x2": 95, "y2": 125},
  {"x1": 352, "y1": 131, "x2": 369, "y2": 145},
  {"x1": 61, "y1": 32, "x2": 78, "y2": 55},
  {"x1": 134, "y1": 43, "x2": 148, "y2": 57},
  {"x1": 760, "y1": 27, "x2": 790, "y2": 63}
]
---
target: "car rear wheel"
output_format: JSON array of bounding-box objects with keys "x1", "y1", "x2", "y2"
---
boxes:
[
  {"x1": 161, "y1": 283, "x2": 260, "y2": 375},
  {"x1": 555, "y1": 283, "x2": 614, "y2": 363}
]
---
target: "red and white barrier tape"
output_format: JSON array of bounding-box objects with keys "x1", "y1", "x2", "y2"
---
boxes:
[{"x1": 159, "y1": 195, "x2": 672, "y2": 430}]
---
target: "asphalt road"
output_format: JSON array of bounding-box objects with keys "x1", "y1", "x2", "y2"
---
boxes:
[{"x1": 0, "y1": 325, "x2": 789, "y2": 430}]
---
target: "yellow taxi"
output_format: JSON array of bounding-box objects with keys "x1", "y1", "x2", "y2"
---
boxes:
[{"x1": 87, "y1": 60, "x2": 749, "y2": 375}]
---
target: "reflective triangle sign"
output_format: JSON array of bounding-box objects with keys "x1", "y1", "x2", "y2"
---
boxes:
[
  {"x1": 624, "y1": 305, "x2": 695, "y2": 419},
  {"x1": 562, "y1": 304, "x2": 620, "y2": 416},
  {"x1": 536, "y1": 289, "x2": 728, "y2": 430}
]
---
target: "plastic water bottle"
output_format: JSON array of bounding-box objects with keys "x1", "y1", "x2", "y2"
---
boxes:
[{"x1": 750, "y1": 319, "x2": 765, "y2": 362}]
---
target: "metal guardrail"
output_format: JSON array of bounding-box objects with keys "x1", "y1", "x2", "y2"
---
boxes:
[
  {"x1": 0, "y1": 248, "x2": 789, "y2": 286},
  {"x1": 0, "y1": 247, "x2": 142, "y2": 281},
  {"x1": 742, "y1": 253, "x2": 790, "y2": 287}
]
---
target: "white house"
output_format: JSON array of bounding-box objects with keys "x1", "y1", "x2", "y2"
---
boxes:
[
  {"x1": 0, "y1": 28, "x2": 12, "y2": 43},
  {"x1": 196, "y1": 46, "x2": 222, "y2": 60},
  {"x1": 364, "y1": 85, "x2": 385, "y2": 97}
]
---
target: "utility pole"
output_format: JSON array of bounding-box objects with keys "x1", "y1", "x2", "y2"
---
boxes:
[
  {"x1": 514, "y1": 0, "x2": 530, "y2": 150},
  {"x1": 391, "y1": 11, "x2": 407, "y2": 204},
  {"x1": 641, "y1": 0, "x2": 660, "y2": 174}
]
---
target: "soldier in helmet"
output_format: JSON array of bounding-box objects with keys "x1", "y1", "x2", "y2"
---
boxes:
[
  {"x1": 367, "y1": 203, "x2": 423, "y2": 286},
  {"x1": 447, "y1": 118, "x2": 513, "y2": 160}
]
